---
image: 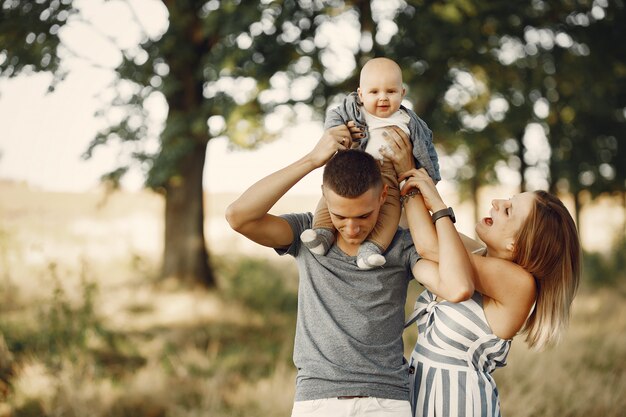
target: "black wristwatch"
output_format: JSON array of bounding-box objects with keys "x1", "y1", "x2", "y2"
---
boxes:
[{"x1": 431, "y1": 207, "x2": 456, "y2": 224}]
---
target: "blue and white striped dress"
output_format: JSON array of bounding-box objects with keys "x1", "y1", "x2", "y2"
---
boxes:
[{"x1": 407, "y1": 290, "x2": 511, "y2": 417}]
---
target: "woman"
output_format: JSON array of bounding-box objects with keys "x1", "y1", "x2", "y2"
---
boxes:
[{"x1": 378, "y1": 128, "x2": 581, "y2": 417}]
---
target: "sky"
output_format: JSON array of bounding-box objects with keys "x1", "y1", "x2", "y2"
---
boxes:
[{"x1": 0, "y1": 68, "x2": 325, "y2": 195}]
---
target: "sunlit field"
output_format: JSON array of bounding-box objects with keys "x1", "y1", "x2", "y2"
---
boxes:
[{"x1": 0, "y1": 180, "x2": 624, "y2": 417}]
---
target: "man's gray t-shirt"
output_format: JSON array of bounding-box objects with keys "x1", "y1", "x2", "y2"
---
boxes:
[{"x1": 277, "y1": 212, "x2": 421, "y2": 401}]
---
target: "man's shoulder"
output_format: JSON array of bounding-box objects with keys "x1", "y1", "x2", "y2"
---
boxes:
[
  {"x1": 281, "y1": 211, "x2": 313, "y2": 221},
  {"x1": 280, "y1": 212, "x2": 313, "y2": 231},
  {"x1": 386, "y1": 227, "x2": 416, "y2": 255},
  {"x1": 391, "y1": 226, "x2": 411, "y2": 241},
  {"x1": 274, "y1": 212, "x2": 313, "y2": 258}
]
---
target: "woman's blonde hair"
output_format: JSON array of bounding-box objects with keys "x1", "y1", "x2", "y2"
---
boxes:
[{"x1": 512, "y1": 190, "x2": 581, "y2": 350}]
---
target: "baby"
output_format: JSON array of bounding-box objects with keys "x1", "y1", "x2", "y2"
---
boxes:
[{"x1": 301, "y1": 57, "x2": 441, "y2": 269}]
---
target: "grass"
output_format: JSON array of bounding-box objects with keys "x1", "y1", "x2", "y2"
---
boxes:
[
  {"x1": 0, "y1": 255, "x2": 299, "y2": 417},
  {"x1": 496, "y1": 286, "x2": 626, "y2": 416},
  {"x1": 0, "y1": 181, "x2": 624, "y2": 416},
  {"x1": 1, "y1": 256, "x2": 624, "y2": 417}
]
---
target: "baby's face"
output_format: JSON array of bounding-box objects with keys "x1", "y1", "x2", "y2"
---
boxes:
[{"x1": 357, "y1": 64, "x2": 405, "y2": 118}]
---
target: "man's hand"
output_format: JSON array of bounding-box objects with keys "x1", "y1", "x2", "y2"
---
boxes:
[
  {"x1": 308, "y1": 124, "x2": 353, "y2": 168},
  {"x1": 346, "y1": 120, "x2": 365, "y2": 142}
]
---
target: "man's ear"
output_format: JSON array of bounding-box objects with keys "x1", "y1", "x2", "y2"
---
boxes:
[{"x1": 379, "y1": 184, "x2": 388, "y2": 205}]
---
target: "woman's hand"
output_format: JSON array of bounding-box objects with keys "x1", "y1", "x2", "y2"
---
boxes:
[
  {"x1": 399, "y1": 168, "x2": 447, "y2": 213},
  {"x1": 379, "y1": 126, "x2": 415, "y2": 176}
]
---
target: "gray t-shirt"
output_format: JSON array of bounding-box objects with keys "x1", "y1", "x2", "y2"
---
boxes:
[{"x1": 277, "y1": 212, "x2": 421, "y2": 401}]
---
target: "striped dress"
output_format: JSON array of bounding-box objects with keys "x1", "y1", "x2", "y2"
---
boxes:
[{"x1": 407, "y1": 290, "x2": 511, "y2": 417}]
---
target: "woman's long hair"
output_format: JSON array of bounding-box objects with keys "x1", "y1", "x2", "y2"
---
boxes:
[{"x1": 512, "y1": 191, "x2": 581, "y2": 349}]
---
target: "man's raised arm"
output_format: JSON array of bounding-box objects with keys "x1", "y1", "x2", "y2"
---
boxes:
[{"x1": 225, "y1": 125, "x2": 352, "y2": 249}]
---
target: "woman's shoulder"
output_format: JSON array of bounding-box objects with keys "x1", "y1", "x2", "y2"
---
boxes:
[
  {"x1": 473, "y1": 254, "x2": 532, "y2": 276},
  {"x1": 472, "y1": 255, "x2": 536, "y2": 304},
  {"x1": 476, "y1": 256, "x2": 537, "y2": 339}
]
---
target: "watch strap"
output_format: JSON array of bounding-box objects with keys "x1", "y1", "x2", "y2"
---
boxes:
[{"x1": 432, "y1": 207, "x2": 456, "y2": 224}]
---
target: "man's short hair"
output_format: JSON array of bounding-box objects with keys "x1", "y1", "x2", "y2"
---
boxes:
[{"x1": 323, "y1": 150, "x2": 382, "y2": 198}]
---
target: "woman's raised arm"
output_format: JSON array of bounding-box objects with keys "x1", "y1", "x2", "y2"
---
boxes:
[{"x1": 403, "y1": 168, "x2": 474, "y2": 302}]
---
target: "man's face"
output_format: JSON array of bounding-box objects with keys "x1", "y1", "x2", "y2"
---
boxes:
[{"x1": 323, "y1": 185, "x2": 387, "y2": 250}]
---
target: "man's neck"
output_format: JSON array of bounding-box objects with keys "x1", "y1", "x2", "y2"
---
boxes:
[{"x1": 337, "y1": 236, "x2": 359, "y2": 257}]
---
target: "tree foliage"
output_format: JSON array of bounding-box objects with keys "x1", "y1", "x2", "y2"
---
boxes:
[
  {"x1": 1, "y1": 0, "x2": 624, "y2": 284},
  {"x1": 547, "y1": 1, "x2": 626, "y2": 199},
  {"x1": 0, "y1": 0, "x2": 74, "y2": 80}
]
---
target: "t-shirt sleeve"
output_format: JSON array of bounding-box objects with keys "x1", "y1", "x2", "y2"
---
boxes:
[
  {"x1": 400, "y1": 228, "x2": 422, "y2": 277},
  {"x1": 274, "y1": 212, "x2": 313, "y2": 257}
]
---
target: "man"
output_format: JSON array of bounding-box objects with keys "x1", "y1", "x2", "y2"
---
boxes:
[{"x1": 225, "y1": 125, "x2": 471, "y2": 416}]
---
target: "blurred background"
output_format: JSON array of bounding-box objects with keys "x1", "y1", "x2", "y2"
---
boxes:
[{"x1": 0, "y1": 0, "x2": 624, "y2": 416}]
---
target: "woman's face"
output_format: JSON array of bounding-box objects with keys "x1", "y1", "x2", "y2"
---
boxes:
[{"x1": 475, "y1": 192, "x2": 536, "y2": 259}]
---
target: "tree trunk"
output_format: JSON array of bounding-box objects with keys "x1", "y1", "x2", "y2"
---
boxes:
[
  {"x1": 470, "y1": 160, "x2": 480, "y2": 237},
  {"x1": 158, "y1": 1, "x2": 214, "y2": 287},
  {"x1": 623, "y1": 191, "x2": 626, "y2": 238},
  {"x1": 517, "y1": 128, "x2": 527, "y2": 192},
  {"x1": 162, "y1": 141, "x2": 214, "y2": 287},
  {"x1": 574, "y1": 191, "x2": 582, "y2": 241},
  {"x1": 356, "y1": 0, "x2": 376, "y2": 58}
]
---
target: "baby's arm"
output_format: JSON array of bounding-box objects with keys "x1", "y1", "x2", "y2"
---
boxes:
[
  {"x1": 324, "y1": 105, "x2": 346, "y2": 130},
  {"x1": 405, "y1": 108, "x2": 441, "y2": 183}
]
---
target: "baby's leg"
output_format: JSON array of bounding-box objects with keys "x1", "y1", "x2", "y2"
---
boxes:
[
  {"x1": 357, "y1": 159, "x2": 401, "y2": 269},
  {"x1": 300, "y1": 196, "x2": 335, "y2": 255},
  {"x1": 368, "y1": 159, "x2": 401, "y2": 248}
]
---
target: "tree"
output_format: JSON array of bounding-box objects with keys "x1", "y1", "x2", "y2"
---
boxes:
[
  {"x1": 104, "y1": 0, "x2": 327, "y2": 287},
  {"x1": 547, "y1": 0, "x2": 626, "y2": 230},
  {"x1": 387, "y1": 1, "x2": 515, "y2": 222},
  {"x1": 4, "y1": 0, "x2": 624, "y2": 280},
  {"x1": 481, "y1": 0, "x2": 626, "y2": 229},
  {"x1": 0, "y1": 1, "x2": 74, "y2": 79},
  {"x1": 389, "y1": 0, "x2": 626, "y2": 227},
  {"x1": 0, "y1": 0, "x2": 332, "y2": 287}
]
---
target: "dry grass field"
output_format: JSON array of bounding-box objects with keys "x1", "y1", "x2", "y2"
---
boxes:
[{"x1": 0, "y1": 180, "x2": 624, "y2": 416}]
